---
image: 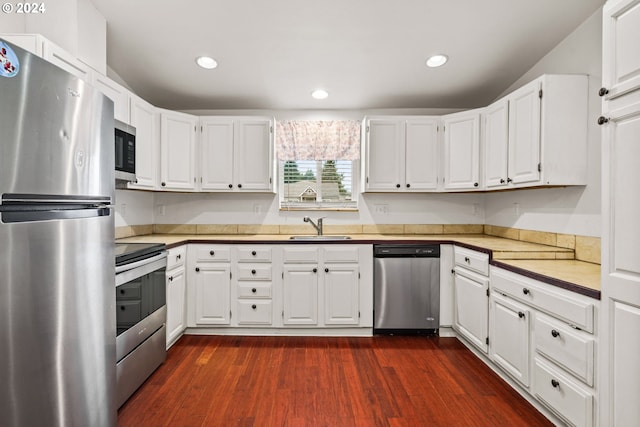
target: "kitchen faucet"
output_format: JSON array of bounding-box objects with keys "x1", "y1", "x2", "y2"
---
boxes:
[{"x1": 303, "y1": 216, "x2": 324, "y2": 235}]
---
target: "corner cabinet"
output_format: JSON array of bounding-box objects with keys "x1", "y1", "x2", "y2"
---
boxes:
[
  {"x1": 364, "y1": 117, "x2": 440, "y2": 192},
  {"x1": 442, "y1": 109, "x2": 482, "y2": 191},
  {"x1": 483, "y1": 74, "x2": 588, "y2": 190},
  {"x1": 199, "y1": 117, "x2": 274, "y2": 192},
  {"x1": 160, "y1": 110, "x2": 198, "y2": 191}
]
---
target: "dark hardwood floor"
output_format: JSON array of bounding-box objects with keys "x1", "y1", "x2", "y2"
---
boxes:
[{"x1": 117, "y1": 335, "x2": 553, "y2": 427}]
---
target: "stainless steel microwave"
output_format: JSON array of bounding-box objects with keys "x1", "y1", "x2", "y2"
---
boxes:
[{"x1": 114, "y1": 119, "x2": 136, "y2": 182}]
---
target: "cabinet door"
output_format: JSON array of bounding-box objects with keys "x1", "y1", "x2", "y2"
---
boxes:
[
  {"x1": 405, "y1": 118, "x2": 439, "y2": 191},
  {"x1": 166, "y1": 267, "x2": 186, "y2": 347},
  {"x1": 603, "y1": 0, "x2": 640, "y2": 99},
  {"x1": 365, "y1": 119, "x2": 404, "y2": 191},
  {"x1": 484, "y1": 99, "x2": 509, "y2": 189},
  {"x1": 193, "y1": 264, "x2": 231, "y2": 325},
  {"x1": 508, "y1": 81, "x2": 541, "y2": 185},
  {"x1": 454, "y1": 269, "x2": 488, "y2": 352},
  {"x1": 199, "y1": 118, "x2": 235, "y2": 190},
  {"x1": 324, "y1": 265, "x2": 359, "y2": 325},
  {"x1": 443, "y1": 111, "x2": 481, "y2": 190},
  {"x1": 600, "y1": 98, "x2": 640, "y2": 426},
  {"x1": 235, "y1": 119, "x2": 273, "y2": 191},
  {"x1": 42, "y1": 40, "x2": 92, "y2": 81},
  {"x1": 160, "y1": 111, "x2": 197, "y2": 190},
  {"x1": 283, "y1": 265, "x2": 318, "y2": 325},
  {"x1": 92, "y1": 74, "x2": 130, "y2": 124},
  {"x1": 489, "y1": 293, "x2": 530, "y2": 387},
  {"x1": 128, "y1": 96, "x2": 159, "y2": 189}
]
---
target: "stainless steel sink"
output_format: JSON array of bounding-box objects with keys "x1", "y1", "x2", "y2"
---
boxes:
[{"x1": 289, "y1": 235, "x2": 352, "y2": 240}]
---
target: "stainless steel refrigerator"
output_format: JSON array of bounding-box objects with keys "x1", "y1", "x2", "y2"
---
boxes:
[{"x1": 0, "y1": 39, "x2": 116, "y2": 427}]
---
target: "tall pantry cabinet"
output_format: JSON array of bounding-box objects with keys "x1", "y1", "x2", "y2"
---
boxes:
[{"x1": 599, "y1": 0, "x2": 640, "y2": 426}]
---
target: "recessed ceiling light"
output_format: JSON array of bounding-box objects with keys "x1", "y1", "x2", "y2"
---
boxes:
[
  {"x1": 311, "y1": 89, "x2": 329, "y2": 100},
  {"x1": 196, "y1": 56, "x2": 218, "y2": 69},
  {"x1": 426, "y1": 54, "x2": 448, "y2": 68}
]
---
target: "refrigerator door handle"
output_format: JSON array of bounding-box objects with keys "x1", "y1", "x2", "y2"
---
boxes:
[
  {"x1": 1, "y1": 206, "x2": 111, "y2": 223},
  {"x1": 1, "y1": 193, "x2": 112, "y2": 205}
]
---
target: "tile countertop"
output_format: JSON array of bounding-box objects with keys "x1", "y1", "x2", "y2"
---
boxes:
[{"x1": 116, "y1": 233, "x2": 600, "y2": 299}]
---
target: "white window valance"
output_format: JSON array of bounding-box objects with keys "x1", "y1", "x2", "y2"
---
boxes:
[{"x1": 276, "y1": 120, "x2": 361, "y2": 161}]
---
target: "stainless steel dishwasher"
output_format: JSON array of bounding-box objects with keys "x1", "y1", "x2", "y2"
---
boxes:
[{"x1": 374, "y1": 244, "x2": 440, "y2": 334}]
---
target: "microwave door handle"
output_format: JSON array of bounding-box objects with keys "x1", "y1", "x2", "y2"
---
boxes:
[{"x1": 115, "y1": 251, "x2": 168, "y2": 274}]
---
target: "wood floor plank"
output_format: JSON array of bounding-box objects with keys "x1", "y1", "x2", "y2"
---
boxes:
[{"x1": 118, "y1": 335, "x2": 553, "y2": 427}]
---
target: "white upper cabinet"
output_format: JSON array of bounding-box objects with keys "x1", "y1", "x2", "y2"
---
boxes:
[
  {"x1": 92, "y1": 74, "x2": 131, "y2": 124},
  {"x1": 128, "y1": 95, "x2": 159, "y2": 190},
  {"x1": 198, "y1": 117, "x2": 274, "y2": 192},
  {"x1": 160, "y1": 110, "x2": 198, "y2": 191},
  {"x1": 42, "y1": 39, "x2": 92, "y2": 81},
  {"x1": 442, "y1": 109, "x2": 481, "y2": 191},
  {"x1": 364, "y1": 116, "x2": 439, "y2": 192},
  {"x1": 483, "y1": 74, "x2": 588, "y2": 190},
  {"x1": 602, "y1": 0, "x2": 640, "y2": 100}
]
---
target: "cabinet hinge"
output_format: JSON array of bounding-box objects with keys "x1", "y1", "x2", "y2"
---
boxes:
[
  {"x1": 358, "y1": 272, "x2": 361, "y2": 279},
  {"x1": 230, "y1": 310, "x2": 232, "y2": 319},
  {"x1": 538, "y1": 163, "x2": 542, "y2": 172},
  {"x1": 486, "y1": 337, "x2": 489, "y2": 345},
  {"x1": 201, "y1": 125, "x2": 203, "y2": 132},
  {"x1": 230, "y1": 272, "x2": 232, "y2": 279},
  {"x1": 194, "y1": 125, "x2": 197, "y2": 132},
  {"x1": 486, "y1": 288, "x2": 489, "y2": 297},
  {"x1": 443, "y1": 126, "x2": 446, "y2": 132},
  {"x1": 366, "y1": 177, "x2": 369, "y2": 184},
  {"x1": 282, "y1": 272, "x2": 284, "y2": 279},
  {"x1": 270, "y1": 177, "x2": 272, "y2": 184},
  {"x1": 200, "y1": 177, "x2": 203, "y2": 183},
  {"x1": 358, "y1": 311, "x2": 361, "y2": 318},
  {"x1": 282, "y1": 310, "x2": 284, "y2": 318},
  {"x1": 539, "y1": 89, "x2": 543, "y2": 99},
  {"x1": 366, "y1": 125, "x2": 370, "y2": 133},
  {"x1": 270, "y1": 126, "x2": 273, "y2": 134}
]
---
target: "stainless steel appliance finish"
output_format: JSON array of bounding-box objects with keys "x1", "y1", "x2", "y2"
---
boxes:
[
  {"x1": 374, "y1": 245, "x2": 440, "y2": 334},
  {"x1": 115, "y1": 243, "x2": 167, "y2": 408},
  {"x1": 0, "y1": 39, "x2": 116, "y2": 427},
  {"x1": 114, "y1": 119, "x2": 136, "y2": 182}
]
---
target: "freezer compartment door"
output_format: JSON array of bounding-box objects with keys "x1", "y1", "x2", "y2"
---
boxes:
[
  {"x1": 0, "y1": 214, "x2": 116, "y2": 427},
  {"x1": 0, "y1": 40, "x2": 114, "y2": 197}
]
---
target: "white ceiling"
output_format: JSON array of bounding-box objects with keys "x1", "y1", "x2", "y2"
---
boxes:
[{"x1": 91, "y1": 0, "x2": 605, "y2": 111}]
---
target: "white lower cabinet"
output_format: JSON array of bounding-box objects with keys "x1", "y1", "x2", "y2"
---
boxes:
[
  {"x1": 489, "y1": 292, "x2": 530, "y2": 387},
  {"x1": 324, "y1": 265, "x2": 360, "y2": 325},
  {"x1": 166, "y1": 246, "x2": 186, "y2": 347},
  {"x1": 490, "y1": 267, "x2": 598, "y2": 427},
  {"x1": 234, "y1": 245, "x2": 274, "y2": 326},
  {"x1": 282, "y1": 264, "x2": 319, "y2": 325},
  {"x1": 188, "y1": 245, "x2": 232, "y2": 326}
]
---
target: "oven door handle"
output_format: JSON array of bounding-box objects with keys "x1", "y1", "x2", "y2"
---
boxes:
[{"x1": 115, "y1": 251, "x2": 168, "y2": 274}]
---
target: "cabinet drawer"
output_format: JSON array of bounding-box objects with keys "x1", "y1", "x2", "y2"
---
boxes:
[
  {"x1": 237, "y1": 247, "x2": 272, "y2": 262},
  {"x1": 535, "y1": 314, "x2": 595, "y2": 386},
  {"x1": 237, "y1": 300, "x2": 273, "y2": 325},
  {"x1": 533, "y1": 358, "x2": 594, "y2": 427},
  {"x1": 193, "y1": 245, "x2": 231, "y2": 262},
  {"x1": 238, "y1": 283, "x2": 272, "y2": 299},
  {"x1": 323, "y1": 246, "x2": 359, "y2": 263},
  {"x1": 166, "y1": 246, "x2": 186, "y2": 270},
  {"x1": 237, "y1": 264, "x2": 272, "y2": 281},
  {"x1": 491, "y1": 268, "x2": 595, "y2": 333},
  {"x1": 454, "y1": 246, "x2": 489, "y2": 276},
  {"x1": 283, "y1": 247, "x2": 318, "y2": 263}
]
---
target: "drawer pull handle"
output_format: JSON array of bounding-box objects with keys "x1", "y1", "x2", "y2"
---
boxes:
[
  {"x1": 325, "y1": 268, "x2": 329, "y2": 273},
  {"x1": 251, "y1": 288, "x2": 257, "y2": 293},
  {"x1": 169, "y1": 276, "x2": 173, "y2": 282},
  {"x1": 252, "y1": 251, "x2": 257, "y2": 256},
  {"x1": 464, "y1": 257, "x2": 470, "y2": 263},
  {"x1": 210, "y1": 250, "x2": 215, "y2": 256},
  {"x1": 312, "y1": 268, "x2": 317, "y2": 273},
  {"x1": 251, "y1": 304, "x2": 257, "y2": 310},
  {"x1": 177, "y1": 254, "x2": 181, "y2": 260},
  {"x1": 195, "y1": 267, "x2": 200, "y2": 272},
  {"x1": 518, "y1": 312, "x2": 525, "y2": 319},
  {"x1": 251, "y1": 269, "x2": 257, "y2": 275},
  {"x1": 551, "y1": 379, "x2": 560, "y2": 388},
  {"x1": 551, "y1": 329, "x2": 560, "y2": 338},
  {"x1": 522, "y1": 288, "x2": 530, "y2": 295}
]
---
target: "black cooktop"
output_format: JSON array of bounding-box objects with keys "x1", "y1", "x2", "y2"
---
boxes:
[{"x1": 115, "y1": 242, "x2": 166, "y2": 266}]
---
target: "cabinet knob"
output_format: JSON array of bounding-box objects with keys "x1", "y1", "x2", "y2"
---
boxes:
[
  {"x1": 597, "y1": 116, "x2": 610, "y2": 125},
  {"x1": 325, "y1": 268, "x2": 329, "y2": 273},
  {"x1": 251, "y1": 288, "x2": 257, "y2": 293},
  {"x1": 551, "y1": 329, "x2": 560, "y2": 338},
  {"x1": 195, "y1": 267, "x2": 200, "y2": 272},
  {"x1": 500, "y1": 179, "x2": 505, "y2": 184},
  {"x1": 120, "y1": 289, "x2": 125, "y2": 295},
  {"x1": 252, "y1": 251, "x2": 257, "y2": 256},
  {"x1": 251, "y1": 269, "x2": 256, "y2": 275},
  {"x1": 598, "y1": 87, "x2": 609, "y2": 97},
  {"x1": 518, "y1": 311, "x2": 525, "y2": 319},
  {"x1": 396, "y1": 184, "x2": 401, "y2": 188},
  {"x1": 177, "y1": 254, "x2": 181, "y2": 260},
  {"x1": 473, "y1": 182, "x2": 479, "y2": 187},
  {"x1": 161, "y1": 182, "x2": 166, "y2": 187},
  {"x1": 551, "y1": 379, "x2": 560, "y2": 388},
  {"x1": 238, "y1": 184, "x2": 243, "y2": 189},
  {"x1": 228, "y1": 184, "x2": 233, "y2": 189},
  {"x1": 120, "y1": 306, "x2": 125, "y2": 311},
  {"x1": 406, "y1": 183, "x2": 411, "y2": 188},
  {"x1": 522, "y1": 288, "x2": 530, "y2": 295},
  {"x1": 210, "y1": 250, "x2": 215, "y2": 256},
  {"x1": 312, "y1": 268, "x2": 317, "y2": 273},
  {"x1": 464, "y1": 257, "x2": 470, "y2": 263},
  {"x1": 507, "y1": 178, "x2": 513, "y2": 183},
  {"x1": 169, "y1": 276, "x2": 173, "y2": 281},
  {"x1": 251, "y1": 304, "x2": 257, "y2": 310}
]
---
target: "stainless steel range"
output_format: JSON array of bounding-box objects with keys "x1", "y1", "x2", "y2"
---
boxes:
[{"x1": 115, "y1": 242, "x2": 168, "y2": 408}]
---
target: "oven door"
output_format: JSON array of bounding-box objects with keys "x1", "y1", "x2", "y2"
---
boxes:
[{"x1": 115, "y1": 254, "x2": 166, "y2": 362}]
